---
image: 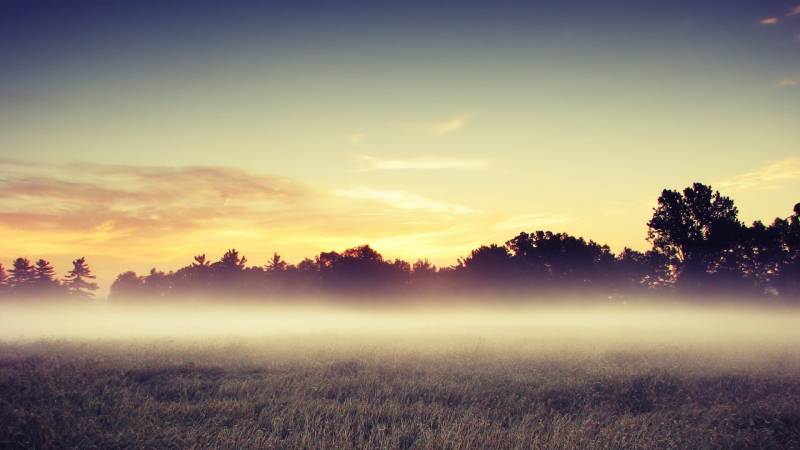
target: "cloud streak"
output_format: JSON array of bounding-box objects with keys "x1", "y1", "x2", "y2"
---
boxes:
[
  {"x1": 717, "y1": 157, "x2": 800, "y2": 191},
  {"x1": 776, "y1": 78, "x2": 800, "y2": 88},
  {"x1": 493, "y1": 213, "x2": 573, "y2": 231},
  {"x1": 347, "y1": 132, "x2": 365, "y2": 144},
  {"x1": 356, "y1": 155, "x2": 489, "y2": 171},
  {"x1": 758, "y1": 17, "x2": 779, "y2": 25},
  {"x1": 334, "y1": 187, "x2": 475, "y2": 215},
  {"x1": 433, "y1": 114, "x2": 469, "y2": 136},
  {"x1": 398, "y1": 113, "x2": 470, "y2": 137},
  {"x1": 0, "y1": 160, "x2": 309, "y2": 241}
]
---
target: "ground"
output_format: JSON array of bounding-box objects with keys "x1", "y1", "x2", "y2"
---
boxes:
[{"x1": 2, "y1": 334, "x2": 800, "y2": 449}]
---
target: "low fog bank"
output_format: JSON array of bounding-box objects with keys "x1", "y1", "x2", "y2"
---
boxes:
[
  {"x1": 4, "y1": 300, "x2": 800, "y2": 450},
  {"x1": 2, "y1": 298, "x2": 799, "y2": 360}
]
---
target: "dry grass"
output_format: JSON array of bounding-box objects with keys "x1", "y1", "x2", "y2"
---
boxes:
[{"x1": 2, "y1": 333, "x2": 800, "y2": 450}]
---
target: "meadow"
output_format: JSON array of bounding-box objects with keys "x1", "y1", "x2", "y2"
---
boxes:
[{"x1": 2, "y1": 303, "x2": 800, "y2": 449}]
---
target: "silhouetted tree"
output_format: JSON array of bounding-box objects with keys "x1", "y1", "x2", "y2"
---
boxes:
[
  {"x1": 768, "y1": 207, "x2": 800, "y2": 298},
  {"x1": 410, "y1": 259, "x2": 438, "y2": 291},
  {"x1": 256, "y1": 253, "x2": 290, "y2": 295},
  {"x1": 143, "y1": 268, "x2": 171, "y2": 298},
  {"x1": 296, "y1": 258, "x2": 317, "y2": 273},
  {"x1": 217, "y1": 249, "x2": 247, "y2": 271},
  {"x1": 505, "y1": 231, "x2": 614, "y2": 289},
  {"x1": 266, "y1": 253, "x2": 288, "y2": 272},
  {"x1": 169, "y1": 254, "x2": 214, "y2": 297},
  {"x1": 647, "y1": 183, "x2": 744, "y2": 293},
  {"x1": 63, "y1": 257, "x2": 98, "y2": 298},
  {"x1": 461, "y1": 244, "x2": 514, "y2": 288},
  {"x1": 109, "y1": 271, "x2": 144, "y2": 301},
  {"x1": 734, "y1": 221, "x2": 784, "y2": 294},
  {"x1": 412, "y1": 259, "x2": 436, "y2": 275},
  {"x1": 208, "y1": 249, "x2": 248, "y2": 293},
  {"x1": 613, "y1": 248, "x2": 670, "y2": 292},
  {"x1": 313, "y1": 245, "x2": 408, "y2": 295},
  {"x1": 32, "y1": 259, "x2": 62, "y2": 297},
  {"x1": 193, "y1": 254, "x2": 210, "y2": 268},
  {"x1": 391, "y1": 258, "x2": 412, "y2": 286},
  {"x1": 614, "y1": 248, "x2": 651, "y2": 291},
  {"x1": 9, "y1": 258, "x2": 35, "y2": 296},
  {"x1": 282, "y1": 257, "x2": 320, "y2": 294}
]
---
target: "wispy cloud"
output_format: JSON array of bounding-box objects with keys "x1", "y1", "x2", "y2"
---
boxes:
[
  {"x1": 399, "y1": 113, "x2": 470, "y2": 137},
  {"x1": 776, "y1": 78, "x2": 800, "y2": 88},
  {"x1": 433, "y1": 114, "x2": 469, "y2": 136},
  {"x1": 788, "y1": 5, "x2": 800, "y2": 16},
  {"x1": 0, "y1": 160, "x2": 308, "y2": 239},
  {"x1": 347, "y1": 132, "x2": 365, "y2": 144},
  {"x1": 334, "y1": 187, "x2": 475, "y2": 215},
  {"x1": 717, "y1": 157, "x2": 800, "y2": 191},
  {"x1": 493, "y1": 213, "x2": 573, "y2": 231},
  {"x1": 0, "y1": 160, "x2": 484, "y2": 261},
  {"x1": 356, "y1": 155, "x2": 489, "y2": 171},
  {"x1": 759, "y1": 17, "x2": 780, "y2": 25}
]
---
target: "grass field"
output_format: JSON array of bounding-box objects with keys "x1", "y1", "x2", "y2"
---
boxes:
[{"x1": 2, "y1": 304, "x2": 800, "y2": 449}]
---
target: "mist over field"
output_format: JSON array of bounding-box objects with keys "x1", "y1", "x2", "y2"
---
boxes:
[
  {"x1": 1, "y1": 299, "x2": 800, "y2": 350},
  {"x1": 3, "y1": 298, "x2": 800, "y2": 449}
]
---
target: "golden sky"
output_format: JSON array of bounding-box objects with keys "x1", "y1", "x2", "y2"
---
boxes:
[{"x1": 1, "y1": 154, "x2": 799, "y2": 294}]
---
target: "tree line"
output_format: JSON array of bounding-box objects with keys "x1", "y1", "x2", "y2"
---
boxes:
[
  {"x1": 0, "y1": 257, "x2": 98, "y2": 300},
  {"x1": 108, "y1": 183, "x2": 799, "y2": 302},
  {"x1": 2, "y1": 183, "x2": 798, "y2": 302}
]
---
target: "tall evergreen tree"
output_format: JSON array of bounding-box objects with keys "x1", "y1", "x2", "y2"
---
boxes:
[
  {"x1": 33, "y1": 259, "x2": 62, "y2": 296},
  {"x1": 265, "y1": 253, "x2": 287, "y2": 272},
  {"x1": 63, "y1": 257, "x2": 98, "y2": 298},
  {"x1": 33, "y1": 259, "x2": 57, "y2": 284},
  {"x1": 9, "y1": 258, "x2": 35, "y2": 291},
  {"x1": 217, "y1": 249, "x2": 247, "y2": 271}
]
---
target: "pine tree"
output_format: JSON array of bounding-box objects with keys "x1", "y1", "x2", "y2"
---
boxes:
[
  {"x1": 63, "y1": 257, "x2": 98, "y2": 298},
  {"x1": 266, "y1": 253, "x2": 287, "y2": 272},
  {"x1": 218, "y1": 249, "x2": 247, "y2": 271},
  {"x1": 192, "y1": 254, "x2": 210, "y2": 268},
  {"x1": 33, "y1": 259, "x2": 57, "y2": 284},
  {"x1": 33, "y1": 259, "x2": 62, "y2": 296},
  {"x1": 9, "y1": 258, "x2": 35, "y2": 290}
]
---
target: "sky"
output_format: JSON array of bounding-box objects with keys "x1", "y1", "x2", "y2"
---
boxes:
[{"x1": 1, "y1": 0, "x2": 799, "y2": 293}]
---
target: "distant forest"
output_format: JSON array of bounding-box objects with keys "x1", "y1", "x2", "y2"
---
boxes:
[{"x1": 1, "y1": 183, "x2": 799, "y2": 302}]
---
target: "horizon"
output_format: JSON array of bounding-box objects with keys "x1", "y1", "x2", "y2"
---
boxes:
[{"x1": 0, "y1": 180, "x2": 798, "y2": 300}]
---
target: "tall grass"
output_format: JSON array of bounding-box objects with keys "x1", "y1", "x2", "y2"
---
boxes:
[
  {"x1": 2, "y1": 336, "x2": 800, "y2": 449},
  {"x1": 3, "y1": 303, "x2": 800, "y2": 449}
]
